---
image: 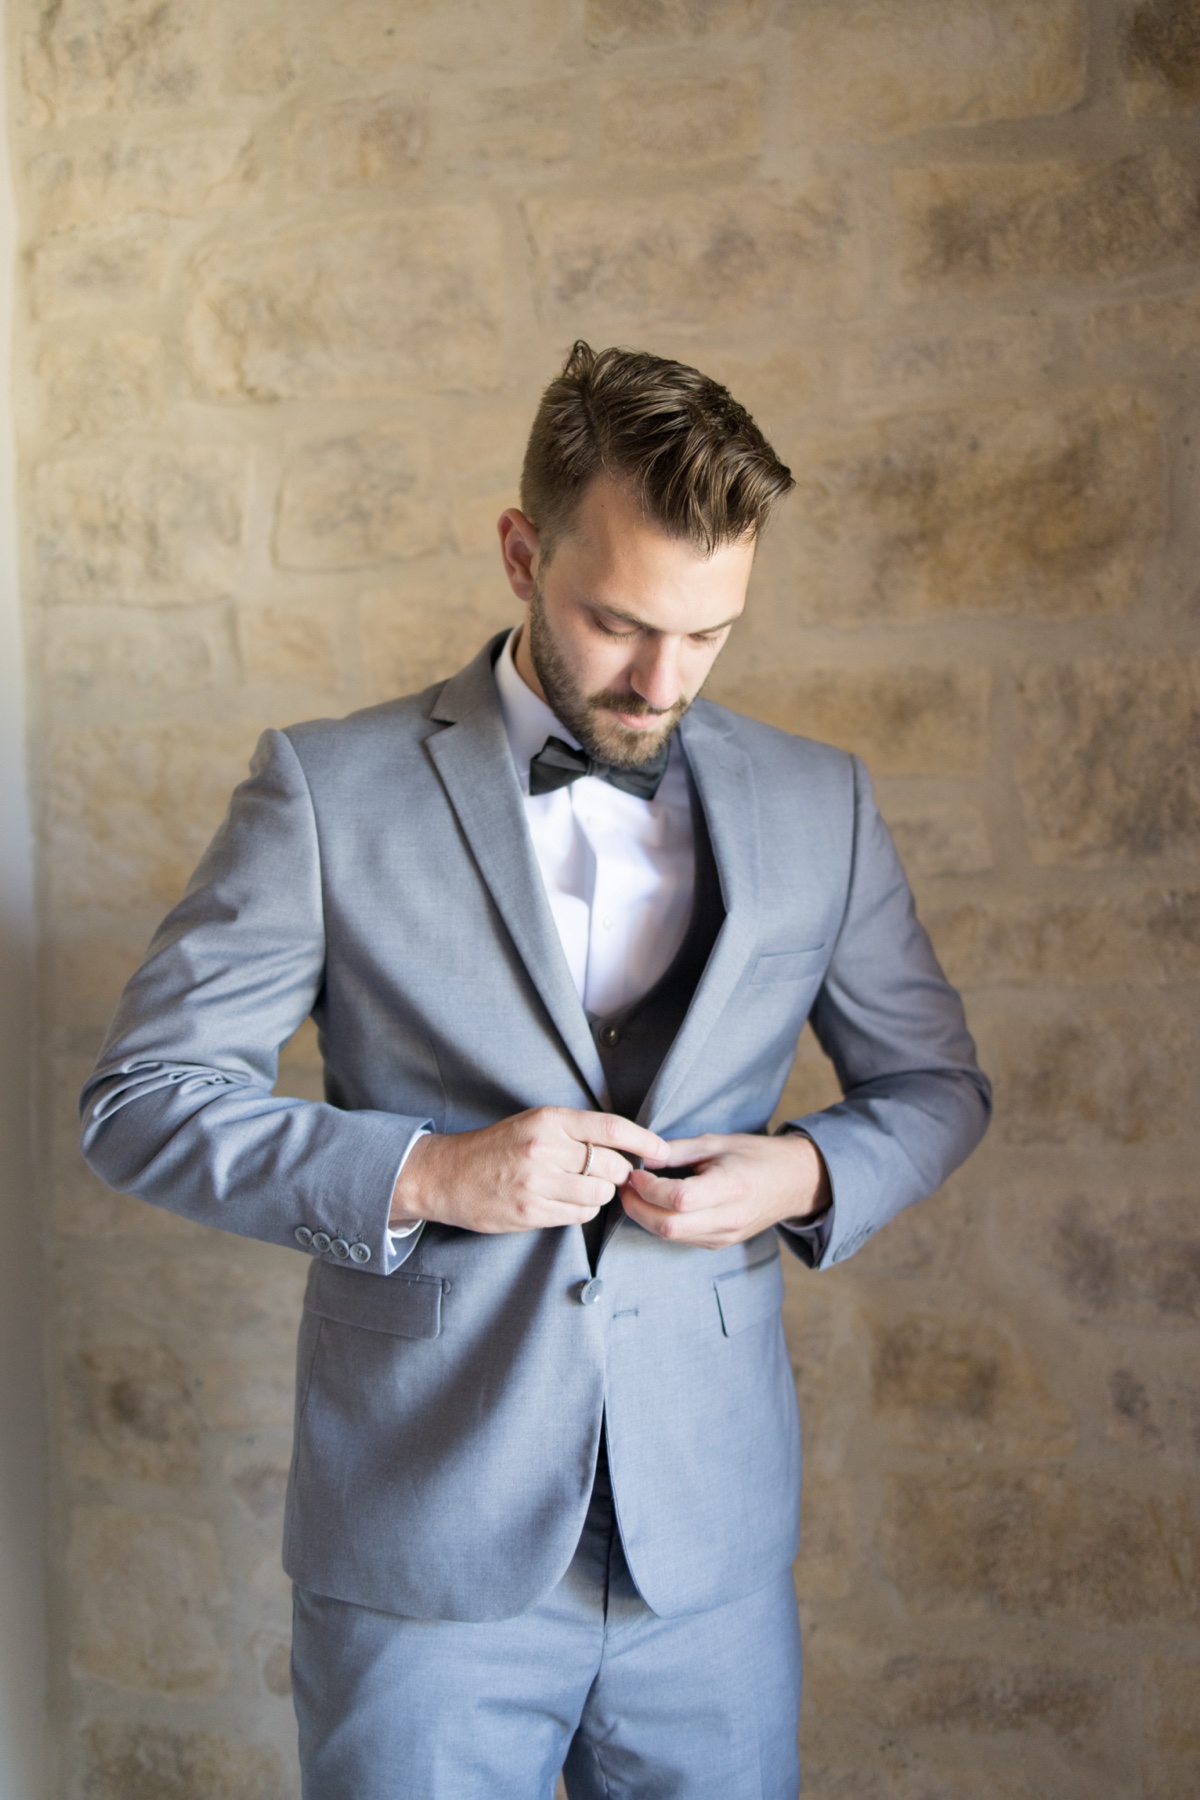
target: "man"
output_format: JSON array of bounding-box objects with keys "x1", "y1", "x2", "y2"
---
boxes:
[{"x1": 81, "y1": 343, "x2": 990, "y2": 1799}]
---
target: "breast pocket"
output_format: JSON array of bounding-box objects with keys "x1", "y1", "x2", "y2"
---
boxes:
[{"x1": 749, "y1": 946, "x2": 827, "y2": 986}]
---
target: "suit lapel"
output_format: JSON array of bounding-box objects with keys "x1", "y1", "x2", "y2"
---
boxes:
[
  {"x1": 635, "y1": 702, "x2": 761, "y2": 1136},
  {"x1": 425, "y1": 639, "x2": 607, "y2": 1107}
]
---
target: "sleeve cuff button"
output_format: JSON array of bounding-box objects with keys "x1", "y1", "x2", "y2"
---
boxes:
[{"x1": 350, "y1": 1242, "x2": 372, "y2": 1264}]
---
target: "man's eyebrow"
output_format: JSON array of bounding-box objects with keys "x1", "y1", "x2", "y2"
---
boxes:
[{"x1": 587, "y1": 599, "x2": 741, "y2": 635}]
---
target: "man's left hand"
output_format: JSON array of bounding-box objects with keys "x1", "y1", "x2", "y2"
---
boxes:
[{"x1": 621, "y1": 1131, "x2": 831, "y2": 1249}]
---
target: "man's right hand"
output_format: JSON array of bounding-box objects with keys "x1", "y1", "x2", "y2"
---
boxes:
[{"x1": 389, "y1": 1108, "x2": 669, "y2": 1235}]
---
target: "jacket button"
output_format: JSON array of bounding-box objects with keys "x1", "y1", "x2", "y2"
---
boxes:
[
  {"x1": 578, "y1": 1277, "x2": 604, "y2": 1306},
  {"x1": 294, "y1": 1226, "x2": 313, "y2": 1248},
  {"x1": 331, "y1": 1238, "x2": 350, "y2": 1260},
  {"x1": 599, "y1": 1025, "x2": 620, "y2": 1048},
  {"x1": 311, "y1": 1231, "x2": 332, "y2": 1253},
  {"x1": 349, "y1": 1242, "x2": 372, "y2": 1264}
]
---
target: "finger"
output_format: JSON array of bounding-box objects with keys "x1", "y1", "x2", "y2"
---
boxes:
[
  {"x1": 561, "y1": 1112, "x2": 669, "y2": 1164},
  {"x1": 565, "y1": 1145, "x2": 631, "y2": 1188},
  {"x1": 556, "y1": 1175, "x2": 620, "y2": 1209},
  {"x1": 641, "y1": 1132, "x2": 728, "y2": 1168},
  {"x1": 620, "y1": 1187, "x2": 730, "y2": 1246},
  {"x1": 626, "y1": 1165, "x2": 726, "y2": 1213}
]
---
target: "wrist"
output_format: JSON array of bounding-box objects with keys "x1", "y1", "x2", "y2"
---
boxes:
[
  {"x1": 772, "y1": 1131, "x2": 831, "y2": 1226},
  {"x1": 390, "y1": 1133, "x2": 438, "y2": 1228}
]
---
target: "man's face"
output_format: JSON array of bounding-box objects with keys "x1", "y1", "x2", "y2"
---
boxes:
[{"x1": 503, "y1": 476, "x2": 755, "y2": 769}]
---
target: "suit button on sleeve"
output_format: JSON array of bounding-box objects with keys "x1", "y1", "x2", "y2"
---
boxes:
[
  {"x1": 331, "y1": 1238, "x2": 350, "y2": 1260},
  {"x1": 349, "y1": 1242, "x2": 372, "y2": 1264},
  {"x1": 311, "y1": 1231, "x2": 332, "y2": 1253},
  {"x1": 294, "y1": 1226, "x2": 313, "y2": 1248}
]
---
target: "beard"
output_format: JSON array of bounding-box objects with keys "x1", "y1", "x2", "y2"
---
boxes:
[{"x1": 526, "y1": 582, "x2": 692, "y2": 770}]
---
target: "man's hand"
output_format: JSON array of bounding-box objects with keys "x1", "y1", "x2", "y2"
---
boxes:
[
  {"x1": 620, "y1": 1131, "x2": 831, "y2": 1250},
  {"x1": 390, "y1": 1108, "x2": 669, "y2": 1235}
]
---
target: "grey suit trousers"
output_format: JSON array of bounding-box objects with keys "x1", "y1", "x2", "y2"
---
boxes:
[{"x1": 291, "y1": 1448, "x2": 802, "y2": 1800}]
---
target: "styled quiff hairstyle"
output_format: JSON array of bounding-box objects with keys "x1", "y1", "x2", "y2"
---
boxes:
[{"x1": 520, "y1": 341, "x2": 794, "y2": 561}]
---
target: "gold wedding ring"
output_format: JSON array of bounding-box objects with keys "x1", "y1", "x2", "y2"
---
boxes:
[{"x1": 581, "y1": 1143, "x2": 596, "y2": 1179}]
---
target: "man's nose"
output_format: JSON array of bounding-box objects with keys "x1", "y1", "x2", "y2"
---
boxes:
[{"x1": 630, "y1": 641, "x2": 682, "y2": 713}]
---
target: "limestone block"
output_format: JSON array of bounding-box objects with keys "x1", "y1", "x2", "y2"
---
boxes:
[
  {"x1": 361, "y1": 565, "x2": 518, "y2": 702},
  {"x1": 795, "y1": 1472, "x2": 857, "y2": 1599},
  {"x1": 598, "y1": 67, "x2": 763, "y2": 163},
  {"x1": 276, "y1": 432, "x2": 442, "y2": 569},
  {"x1": 869, "y1": 1655, "x2": 1109, "y2": 1742},
  {"x1": 775, "y1": 391, "x2": 1163, "y2": 622},
  {"x1": 1086, "y1": 291, "x2": 1200, "y2": 357},
  {"x1": 525, "y1": 183, "x2": 854, "y2": 328},
  {"x1": 237, "y1": 604, "x2": 344, "y2": 689},
  {"x1": 896, "y1": 150, "x2": 1200, "y2": 292},
  {"x1": 585, "y1": 0, "x2": 767, "y2": 47},
  {"x1": 1023, "y1": 1191, "x2": 1200, "y2": 1325},
  {"x1": 30, "y1": 214, "x2": 172, "y2": 318},
  {"x1": 78, "y1": 1719, "x2": 287, "y2": 1800},
  {"x1": 869, "y1": 1311, "x2": 1074, "y2": 1454},
  {"x1": 711, "y1": 665, "x2": 990, "y2": 775},
  {"x1": 27, "y1": 128, "x2": 249, "y2": 231},
  {"x1": 252, "y1": 1630, "x2": 293, "y2": 1699},
  {"x1": 986, "y1": 1004, "x2": 1184, "y2": 1144},
  {"x1": 431, "y1": 80, "x2": 575, "y2": 172},
  {"x1": 841, "y1": 314, "x2": 1062, "y2": 407},
  {"x1": 322, "y1": 0, "x2": 566, "y2": 70},
  {"x1": 880, "y1": 797, "x2": 993, "y2": 878},
  {"x1": 225, "y1": 21, "x2": 307, "y2": 96},
  {"x1": 186, "y1": 208, "x2": 504, "y2": 399},
  {"x1": 439, "y1": 404, "x2": 528, "y2": 555},
  {"x1": 34, "y1": 448, "x2": 245, "y2": 605},
  {"x1": 879, "y1": 1470, "x2": 1200, "y2": 1621},
  {"x1": 1144, "y1": 1660, "x2": 1200, "y2": 1799},
  {"x1": 44, "y1": 608, "x2": 219, "y2": 693},
  {"x1": 927, "y1": 891, "x2": 1200, "y2": 989},
  {"x1": 46, "y1": 719, "x2": 258, "y2": 910},
  {"x1": 288, "y1": 94, "x2": 425, "y2": 193},
  {"x1": 200, "y1": 1359, "x2": 295, "y2": 1431},
  {"x1": 22, "y1": 0, "x2": 215, "y2": 126},
  {"x1": 1013, "y1": 659, "x2": 1200, "y2": 864},
  {"x1": 1121, "y1": 0, "x2": 1200, "y2": 114},
  {"x1": 89, "y1": 1242, "x2": 306, "y2": 1340},
  {"x1": 69, "y1": 1507, "x2": 228, "y2": 1694},
  {"x1": 63, "y1": 1343, "x2": 201, "y2": 1485},
  {"x1": 229, "y1": 1460, "x2": 290, "y2": 1520},
  {"x1": 700, "y1": 346, "x2": 833, "y2": 431},
  {"x1": 850, "y1": 1176, "x2": 977, "y2": 1282},
  {"x1": 36, "y1": 331, "x2": 165, "y2": 437},
  {"x1": 787, "y1": 0, "x2": 1087, "y2": 141}
]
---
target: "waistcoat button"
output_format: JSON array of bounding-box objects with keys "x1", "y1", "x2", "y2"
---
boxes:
[{"x1": 599, "y1": 1025, "x2": 620, "y2": 1048}]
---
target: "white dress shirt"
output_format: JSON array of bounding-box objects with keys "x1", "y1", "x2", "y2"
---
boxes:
[{"x1": 493, "y1": 627, "x2": 696, "y2": 1018}]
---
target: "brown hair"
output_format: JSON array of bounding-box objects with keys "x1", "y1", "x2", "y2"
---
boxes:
[{"x1": 520, "y1": 341, "x2": 794, "y2": 560}]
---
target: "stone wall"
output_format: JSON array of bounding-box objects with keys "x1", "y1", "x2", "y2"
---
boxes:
[{"x1": 7, "y1": 0, "x2": 1198, "y2": 1794}]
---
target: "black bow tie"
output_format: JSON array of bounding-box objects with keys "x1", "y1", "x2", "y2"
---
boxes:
[{"x1": 529, "y1": 735, "x2": 670, "y2": 802}]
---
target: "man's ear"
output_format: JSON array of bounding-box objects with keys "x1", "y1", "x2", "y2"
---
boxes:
[{"x1": 497, "y1": 508, "x2": 541, "y2": 601}]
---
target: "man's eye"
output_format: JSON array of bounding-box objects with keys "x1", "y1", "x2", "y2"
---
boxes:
[{"x1": 596, "y1": 620, "x2": 637, "y2": 639}]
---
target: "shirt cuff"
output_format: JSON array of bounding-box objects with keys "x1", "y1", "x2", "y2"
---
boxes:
[{"x1": 383, "y1": 1128, "x2": 431, "y2": 1273}]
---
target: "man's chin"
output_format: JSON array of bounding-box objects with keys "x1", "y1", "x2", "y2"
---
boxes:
[{"x1": 586, "y1": 715, "x2": 677, "y2": 768}]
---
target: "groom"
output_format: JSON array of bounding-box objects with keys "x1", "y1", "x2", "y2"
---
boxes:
[{"x1": 82, "y1": 342, "x2": 990, "y2": 1799}]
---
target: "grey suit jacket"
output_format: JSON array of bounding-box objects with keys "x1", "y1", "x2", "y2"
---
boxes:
[{"x1": 81, "y1": 633, "x2": 990, "y2": 1622}]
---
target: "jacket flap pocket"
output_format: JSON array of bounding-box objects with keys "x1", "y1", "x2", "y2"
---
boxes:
[
  {"x1": 306, "y1": 1263, "x2": 444, "y2": 1339},
  {"x1": 749, "y1": 947, "x2": 827, "y2": 985},
  {"x1": 713, "y1": 1254, "x2": 785, "y2": 1337}
]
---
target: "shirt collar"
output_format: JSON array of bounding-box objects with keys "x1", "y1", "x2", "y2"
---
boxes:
[
  {"x1": 493, "y1": 623, "x2": 685, "y2": 802},
  {"x1": 494, "y1": 626, "x2": 582, "y2": 794}
]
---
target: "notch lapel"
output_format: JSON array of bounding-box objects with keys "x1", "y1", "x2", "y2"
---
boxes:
[
  {"x1": 635, "y1": 702, "x2": 761, "y2": 1136},
  {"x1": 425, "y1": 639, "x2": 607, "y2": 1107}
]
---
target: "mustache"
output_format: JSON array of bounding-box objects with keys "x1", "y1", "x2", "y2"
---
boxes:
[{"x1": 590, "y1": 691, "x2": 686, "y2": 721}]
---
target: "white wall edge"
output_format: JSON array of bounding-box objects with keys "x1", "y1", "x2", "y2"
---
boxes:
[{"x1": 0, "y1": 0, "x2": 48, "y2": 1792}]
